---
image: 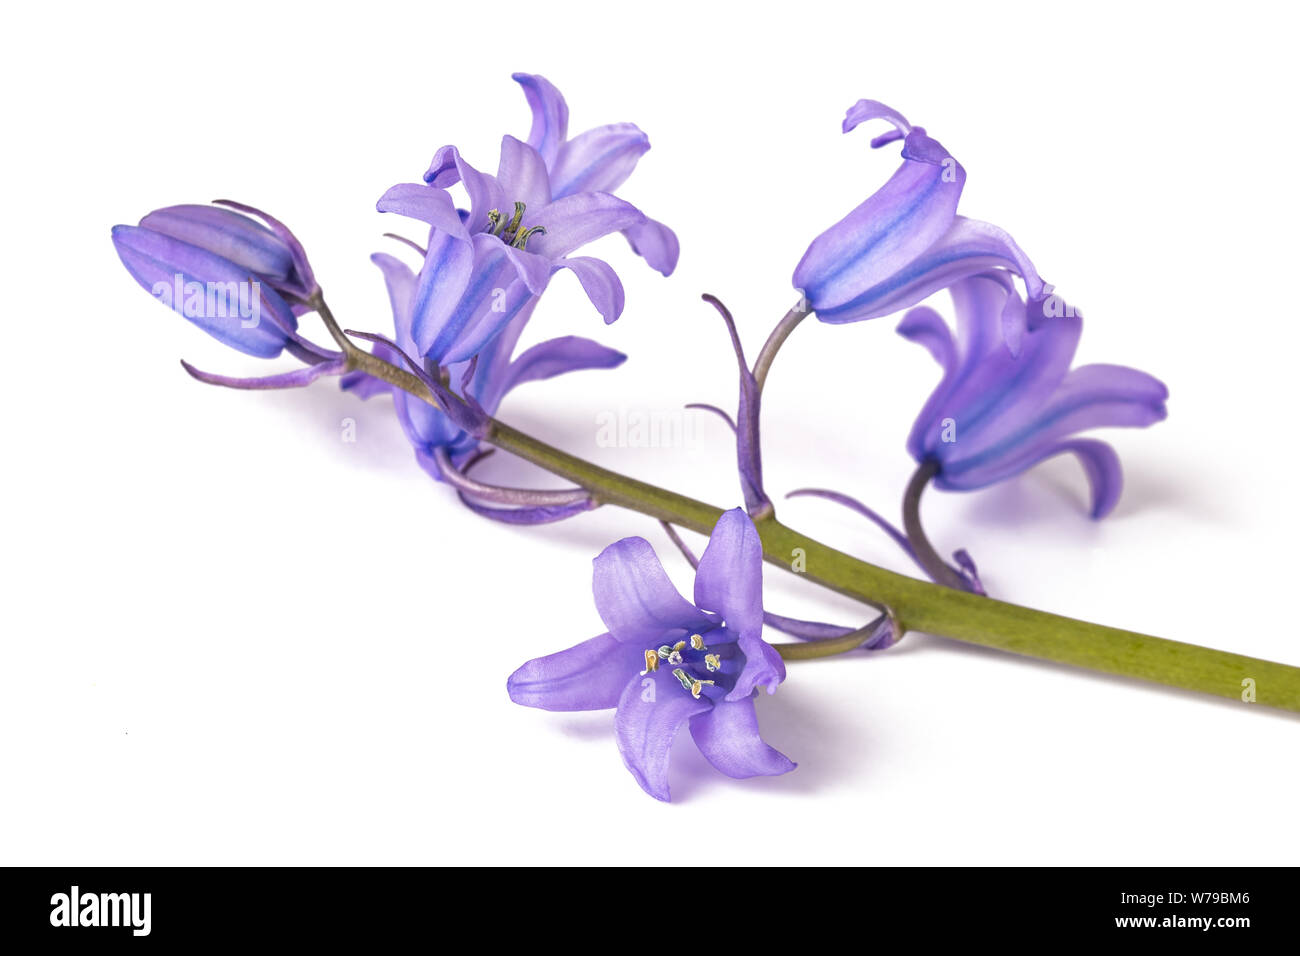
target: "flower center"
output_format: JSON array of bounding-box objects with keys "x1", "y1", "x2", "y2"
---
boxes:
[
  {"x1": 640, "y1": 630, "x2": 725, "y2": 699},
  {"x1": 485, "y1": 201, "x2": 547, "y2": 250}
]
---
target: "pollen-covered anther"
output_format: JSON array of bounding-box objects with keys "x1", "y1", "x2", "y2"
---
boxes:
[
  {"x1": 641, "y1": 649, "x2": 660, "y2": 675},
  {"x1": 689, "y1": 633, "x2": 705, "y2": 650},
  {"x1": 689, "y1": 678, "x2": 715, "y2": 699},
  {"x1": 704, "y1": 653, "x2": 721, "y2": 672}
]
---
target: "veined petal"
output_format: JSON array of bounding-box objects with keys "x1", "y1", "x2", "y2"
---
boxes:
[
  {"x1": 694, "y1": 508, "x2": 764, "y2": 638},
  {"x1": 139, "y1": 205, "x2": 292, "y2": 281},
  {"x1": 423, "y1": 145, "x2": 505, "y2": 235},
  {"x1": 370, "y1": 252, "x2": 417, "y2": 348},
  {"x1": 1050, "y1": 438, "x2": 1124, "y2": 519},
  {"x1": 615, "y1": 668, "x2": 711, "y2": 801},
  {"x1": 842, "y1": 99, "x2": 914, "y2": 138},
  {"x1": 689, "y1": 696, "x2": 795, "y2": 780},
  {"x1": 592, "y1": 536, "x2": 712, "y2": 646},
  {"x1": 436, "y1": 251, "x2": 539, "y2": 365},
  {"x1": 552, "y1": 255, "x2": 625, "y2": 324},
  {"x1": 794, "y1": 128, "x2": 965, "y2": 315},
  {"x1": 694, "y1": 509, "x2": 783, "y2": 698},
  {"x1": 212, "y1": 199, "x2": 318, "y2": 298},
  {"x1": 111, "y1": 225, "x2": 295, "y2": 358},
  {"x1": 502, "y1": 243, "x2": 552, "y2": 296},
  {"x1": 376, "y1": 183, "x2": 471, "y2": 240},
  {"x1": 938, "y1": 362, "x2": 1168, "y2": 491},
  {"x1": 813, "y1": 216, "x2": 1046, "y2": 325},
  {"x1": 622, "y1": 217, "x2": 679, "y2": 276},
  {"x1": 528, "y1": 191, "x2": 647, "y2": 259},
  {"x1": 410, "y1": 230, "x2": 476, "y2": 359},
  {"x1": 497, "y1": 335, "x2": 626, "y2": 398},
  {"x1": 549, "y1": 122, "x2": 650, "y2": 199},
  {"x1": 507, "y1": 633, "x2": 636, "y2": 711},
  {"x1": 512, "y1": 72, "x2": 569, "y2": 168},
  {"x1": 496, "y1": 135, "x2": 551, "y2": 211}
]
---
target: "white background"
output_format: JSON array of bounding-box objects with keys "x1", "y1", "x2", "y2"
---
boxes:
[{"x1": 3, "y1": 1, "x2": 1297, "y2": 865}]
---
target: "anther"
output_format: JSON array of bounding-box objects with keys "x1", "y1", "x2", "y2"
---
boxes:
[
  {"x1": 689, "y1": 633, "x2": 705, "y2": 650},
  {"x1": 641, "y1": 649, "x2": 660, "y2": 674},
  {"x1": 704, "y1": 653, "x2": 721, "y2": 672}
]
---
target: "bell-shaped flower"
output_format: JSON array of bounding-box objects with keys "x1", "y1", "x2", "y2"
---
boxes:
[
  {"x1": 110, "y1": 201, "x2": 321, "y2": 359},
  {"x1": 508, "y1": 509, "x2": 792, "y2": 801},
  {"x1": 899, "y1": 273, "x2": 1168, "y2": 518},
  {"x1": 344, "y1": 251, "x2": 626, "y2": 471},
  {"x1": 374, "y1": 76, "x2": 677, "y2": 366},
  {"x1": 793, "y1": 100, "x2": 1047, "y2": 347},
  {"x1": 509, "y1": 72, "x2": 678, "y2": 275}
]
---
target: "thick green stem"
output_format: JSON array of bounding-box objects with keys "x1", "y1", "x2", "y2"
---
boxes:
[
  {"x1": 486, "y1": 420, "x2": 1300, "y2": 713},
  {"x1": 318, "y1": 302, "x2": 1300, "y2": 714}
]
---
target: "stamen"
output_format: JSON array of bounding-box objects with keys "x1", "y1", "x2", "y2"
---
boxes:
[
  {"x1": 512, "y1": 225, "x2": 546, "y2": 250},
  {"x1": 505, "y1": 201, "x2": 526, "y2": 237},
  {"x1": 704, "y1": 653, "x2": 721, "y2": 672},
  {"x1": 689, "y1": 678, "x2": 715, "y2": 699},
  {"x1": 656, "y1": 645, "x2": 673, "y2": 659},
  {"x1": 672, "y1": 668, "x2": 694, "y2": 693},
  {"x1": 689, "y1": 633, "x2": 705, "y2": 650},
  {"x1": 641, "y1": 649, "x2": 659, "y2": 675},
  {"x1": 486, "y1": 208, "x2": 505, "y2": 236}
]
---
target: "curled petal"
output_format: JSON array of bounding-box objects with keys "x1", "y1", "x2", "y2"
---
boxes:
[
  {"x1": 1050, "y1": 438, "x2": 1124, "y2": 519},
  {"x1": 592, "y1": 537, "x2": 712, "y2": 646},
  {"x1": 615, "y1": 669, "x2": 710, "y2": 802},
  {"x1": 622, "y1": 217, "x2": 679, "y2": 276},
  {"x1": 897, "y1": 304, "x2": 957, "y2": 376},
  {"x1": 423, "y1": 146, "x2": 505, "y2": 234},
  {"x1": 507, "y1": 634, "x2": 633, "y2": 711},
  {"x1": 689, "y1": 696, "x2": 795, "y2": 780},
  {"x1": 458, "y1": 495, "x2": 596, "y2": 524},
  {"x1": 553, "y1": 255, "x2": 625, "y2": 324},
  {"x1": 549, "y1": 122, "x2": 651, "y2": 199},
  {"x1": 842, "y1": 99, "x2": 913, "y2": 138},
  {"x1": 376, "y1": 183, "x2": 471, "y2": 240},
  {"x1": 512, "y1": 72, "x2": 569, "y2": 168},
  {"x1": 497, "y1": 334, "x2": 626, "y2": 399}
]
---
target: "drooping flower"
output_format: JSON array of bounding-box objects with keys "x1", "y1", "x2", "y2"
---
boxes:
[
  {"x1": 373, "y1": 74, "x2": 678, "y2": 367},
  {"x1": 508, "y1": 509, "x2": 792, "y2": 801},
  {"x1": 899, "y1": 273, "x2": 1168, "y2": 518},
  {"x1": 343, "y1": 251, "x2": 625, "y2": 518},
  {"x1": 793, "y1": 100, "x2": 1048, "y2": 350},
  {"x1": 111, "y1": 202, "x2": 327, "y2": 361}
]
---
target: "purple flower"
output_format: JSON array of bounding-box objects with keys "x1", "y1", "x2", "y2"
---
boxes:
[
  {"x1": 899, "y1": 273, "x2": 1169, "y2": 518},
  {"x1": 111, "y1": 202, "x2": 321, "y2": 359},
  {"x1": 373, "y1": 74, "x2": 678, "y2": 366},
  {"x1": 346, "y1": 252, "x2": 625, "y2": 465},
  {"x1": 793, "y1": 100, "x2": 1047, "y2": 349},
  {"x1": 508, "y1": 509, "x2": 792, "y2": 801}
]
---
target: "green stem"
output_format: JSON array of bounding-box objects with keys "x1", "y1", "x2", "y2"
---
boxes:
[
  {"x1": 316, "y1": 301, "x2": 1300, "y2": 714},
  {"x1": 485, "y1": 420, "x2": 1297, "y2": 711}
]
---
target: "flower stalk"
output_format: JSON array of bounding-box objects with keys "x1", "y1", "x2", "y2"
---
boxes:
[{"x1": 348, "y1": 309, "x2": 1300, "y2": 713}]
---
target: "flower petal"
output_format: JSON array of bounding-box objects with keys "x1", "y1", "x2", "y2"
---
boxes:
[
  {"x1": 180, "y1": 357, "x2": 345, "y2": 390},
  {"x1": 512, "y1": 72, "x2": 569, "y2": 168},
  {"x1": 423, "y1": 146, "x2": 505, "y2": 235},
  {"x1": 615, "y1": 668, "x2": 711, "y2": 801},
  {"x1": 689, "y1": 696, "x2": 796, "y2": 780},
  {"x1": 552, "y1": 255, "x2": 625, "y2": 324},
  {"x1": 111, "y1": 225, "x2": 296, "y2": 358},
  {"x1": 409, "y1": 230, "x2": 476, "y2": 360},
  {"x1": 549, "y1": 122, "x2": 650, "y2": 199},
  {"x1": 1048, "y1": 438, "x2": 1124, "y2": 519},
  {"x1": 496, "y1": 135, "x2": 551, "y2": 211},
  {"x1": 139, "y1": 205, "x2": 292, "y2": 281},
  {"x1": 376, "y1": 183, "x2": 471, "y2": 240},
  {"x1": 693, "y1": 508, "x2": 764, "y2": 637},
  {"x1": 592, "y1": 536, "x2": 712, "y2": 646},
  {"x1": 622, "y1": 217, "x2": 679, "y2": 276},
  {"x1": 528, "y1": 191, "x2": 647, "y2": 259},
  {"x1": 497, "y1": 335, "x2": 626, "y2": 397},
  {"x1": 793, "y1": 127, "x2": 964, "y2": 315},
  {"x1": 507, "y1": 633, "x2": 635, "y2": 711},
  {"x1": 813, "y1": 216, "x2": 1046, "y2": 324},
  {"x1": 897, "y1": 304, "x2": 957, "y2": 375}
]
